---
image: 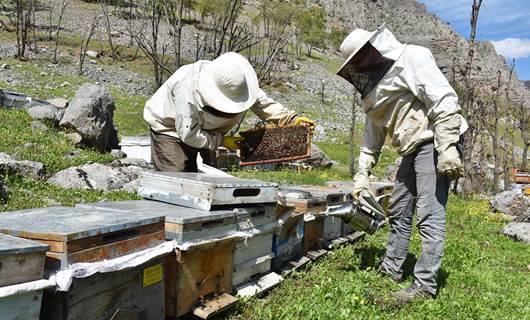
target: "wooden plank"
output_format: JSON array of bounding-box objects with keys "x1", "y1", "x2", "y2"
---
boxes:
[
  {"x1": 234, "y1": 272, "x2": 283, "y2": 297},
  {"x1": 167, "y1": 238, "x2": 235, "y2": 318},
  {"x1": 0, "y1": 289, "x2": 43, "y2": 320},
  {"x1": 192, "y1": 293, "x2": 238, "y2": 319},
  {"x1": 41, "y1": 257, "x2": 165, "y2": 320},
  {"x1": 0, "y1": 252, "x2": 46, "y2": 287},
  {"x1": 45, "y1": 231, "x2": 165, "y2": 269},
  {"x1": 306, "y1": 249, "x2": 328, "y2": 261},
  {"x1": 303, "y1": 217, "x2": 324, "y2": 254}
]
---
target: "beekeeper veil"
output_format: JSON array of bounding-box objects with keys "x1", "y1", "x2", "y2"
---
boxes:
[{"x1": 337, "y1": 24, "x2": 405, "y2": 98}]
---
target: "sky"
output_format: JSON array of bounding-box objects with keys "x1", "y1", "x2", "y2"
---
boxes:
[{"x1": 417, "y1": 0, "x2": 530, "y2": 80}]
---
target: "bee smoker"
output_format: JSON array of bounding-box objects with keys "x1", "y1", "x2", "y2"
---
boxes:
[{"x1": 326, "y1": 192, "x2": 387, "y2": 234}]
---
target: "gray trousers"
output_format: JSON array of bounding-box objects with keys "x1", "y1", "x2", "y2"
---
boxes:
[{"x1": 381, "y1": 141, "x2": 449, "y2": 295}]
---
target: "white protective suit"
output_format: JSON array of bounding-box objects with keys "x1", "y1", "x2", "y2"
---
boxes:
[
  {"x1": 352, "y1": 27, "x2": 462, "y2": 188},
  {"x1": 144, "y1": 61, "x2": 296, "y2": 151}
]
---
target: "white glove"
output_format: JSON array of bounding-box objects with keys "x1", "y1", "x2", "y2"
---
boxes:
[
  {"x1": 437, "y1": 144, "x2": 463, "y2": 180},
  {"x1": 352, "y1": 170, "x2": 371, "y2": 198}
]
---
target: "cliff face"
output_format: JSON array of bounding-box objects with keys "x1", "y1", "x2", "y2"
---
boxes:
[{"x1": 320, "y1": 0, "x2": 530, "y2": 102}]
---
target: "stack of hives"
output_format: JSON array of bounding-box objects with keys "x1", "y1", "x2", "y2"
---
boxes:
[
  {"x1": 134, "y1": 171, "x2": 282, "y2": 317},
  {"x1": 0, "y1": 207, "x2": 167, "y2": 320},
  {"x1": 0, "y1": 173, "x2": 391, "y2": 319},
  {"x1": 0, "y1": 234, "x2": 50, "y2": 320}
]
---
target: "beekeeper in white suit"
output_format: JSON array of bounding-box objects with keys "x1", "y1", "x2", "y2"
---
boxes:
[
  {"x1": 337, "y1": 24, "x2": 466, "y2": 303},
  {"x1": 144, "y1": 52, "x2": 314, "y2": 172}
]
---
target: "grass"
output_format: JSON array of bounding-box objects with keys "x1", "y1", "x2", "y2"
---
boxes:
[
  {"x1": 0, "y1": 108, "x2": 116, "y2": 175},
  {"x1": 0, "y1": 175, "x2": 139, "y2": 212},
  {"x1": 226, "y1": 197, "x2": 530, "y2": 320}
]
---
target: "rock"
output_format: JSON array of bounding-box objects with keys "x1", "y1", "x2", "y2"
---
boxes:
[
  {"x1": 65, "y1": 132, "x2": 83, "y2": 145},
  {"x1": 85, "y1": 50, "x2": 99, "y2": 58},
  {"x1": 26, "y1": 103, "x2": 65, "y2": 126},
  {"x1": 47, "y1": 98, "x2": 69, "y2": 109},
  {"x1": 502, "y1": 222, "x2": 530, "y2": 244},
  {"x1": 60, "y1": 82, "x2": 69, "y2": 87},
  {"x1": 47, "y1": 162, "x2": 144, "y2": 192},
  {"x1": 110, "y1": 149, "x2": 127, "y2": 159},
  {"x1": 31, "y1": 120, "x2": 48, "y2": 132},
  {"x1": 40, "y1": 72, "x2": 48, "y2": 76},
  {"x1": 295, "y1": 143, "x2": 334, "y2": 168},
  {"x1": 0, "y1": 152, "x2": 45, "y2": 180},
  {"x1": 284, "y1": 81, "x2": 297, "y2": 90},
  {"x1": 19, "y1": 143, "x2": 38, "y2": 149},
  {"x1": 120, "y1": 179, "x2": 139, "y2": 192},
  {"x1": 110, "y1": 31, "x2": 120, "y2": 38},
  {"x1": 491, "y1": 190, "x2": 530, "y2": 222},
  {"x1": 313, "y1": 125, "x2": 326, "y2": 142},
  {"x1": 0, "y1": 64, "x2": 9, "y2": 69},
  {"x1": 112, "y1": 157, "x2": 153, "y2": 170},
  {"x1": 60, "y1": 84, "x2": 119, "y2": 152}
]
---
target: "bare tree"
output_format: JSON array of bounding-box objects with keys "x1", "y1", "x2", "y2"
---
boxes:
[
  {"x1": 162, "y1": 0, "x2": 184, "y2": 68},
  {"x1": 52, "y1": 0, "x2": 68, "y2": 64},
  {"x1": 98, "y1": 0, "x2": 117, "y2": 60},
  {"x1": 319, "y1": 79, "x2": 328, "y2": 103},
  {"x1": 502, "y1": 61, "x2": 515, "y2": 190},
  {"x1": 79, "y1": 15, "x2": 101, "y2": 75},
  {"x1": 14, "y1": 0, "x2": 34, "y2": 58},
  {"x1": 517, "y1": 102, "x2": 530, "y2": 171},
  {"x1": 126, "y1": 0, "x2": 171, "y2": 88},
  {"x1": 461, "y1": 0, "x2": 483, "y2": 194}
]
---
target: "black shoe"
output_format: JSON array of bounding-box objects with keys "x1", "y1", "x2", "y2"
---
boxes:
[
  {"x1": 391, "y1": 282, "x2": 434, "y2": 305},
  {"x1": 376, "y1": 264, "x2": 403, "y2": 283}
]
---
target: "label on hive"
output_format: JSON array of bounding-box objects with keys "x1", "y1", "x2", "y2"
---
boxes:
[{"x1": 143, "y1": 263, "x2": 163, "y2": 287}]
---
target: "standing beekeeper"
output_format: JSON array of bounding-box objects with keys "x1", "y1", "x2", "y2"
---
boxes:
[
  {"x1": 337, "y1": 24, "x2": 466, "y2": 303},
  {"x1": 144, "y1": 52, "x2": 314, "y2": 172}
]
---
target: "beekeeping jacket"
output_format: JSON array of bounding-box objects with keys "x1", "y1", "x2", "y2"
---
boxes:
[
  {"x1": 144, "y1": 61, "x2": 296, "y2": 151},
  {"x1": 341, "y1": 27, "x2": 462, "y2": 179}
]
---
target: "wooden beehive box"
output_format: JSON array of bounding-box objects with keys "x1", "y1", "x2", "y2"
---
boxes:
[
  {"x1": 232, "y1": 205, "x2": 276, "y2": 288},
  {"x1": 138, "y1": 172, "x2": 278, "y2": 210},
  {"x1": 41, "y1": 256, "x2": 166, "y2": 320},
  {"x1": 0, "y1": 234, "x2": 49, "y2": 287},
  {"x1": 272, "y1": 215, "x2": 304, "y2": 270},
  {"x1": 322, "y1": 216, "x2": 342, "y2": 247},
  {"x1": 0, "y1": 207, "x2": 165, "y2": 270},
  {"x1": 281, "y1": 185, "x2": 352, "y2": 207},
  {"x1": 303, "y1": 216, "x2": 325, "y2": 254},
  {"x1": 77, "y1": 200, "x2": 237, "y2": 244},
  {"x1": 166, "y1": 238, "x2": 237, "y2": 319},
  {"x1": 0, "y1": 234, "x2": 50, "y2": 320}
]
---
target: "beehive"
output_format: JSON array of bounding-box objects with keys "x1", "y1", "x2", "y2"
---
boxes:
[
  {"x1": 0, "y1": 234, "x2": 50, "y2": 320},
  {"x1": 77, "y1": 200, "x2": 237, "y2": 244},
  {"x1": 139, "y1": 172, "x2": 278, "y2": 210},
  {"x1": 0, "y1": 207, "x2": 165, "y2": 270}
]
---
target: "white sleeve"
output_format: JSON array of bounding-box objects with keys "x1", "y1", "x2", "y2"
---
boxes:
[
  {"x1": 403, "y1": 47, "x2": 461, "y2": 149},
  {"x1": 358, "y1": 117, "x2": 386, "y2": 174},
  {"x1": 250, "y1": 89, "x2": 297, "y2": 125}
]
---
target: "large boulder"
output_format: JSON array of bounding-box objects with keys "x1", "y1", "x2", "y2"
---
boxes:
[
  {"x1": 503, "y1": 222, "x2": 530, "y2": 244},
  {"x1": 25, "y1": 102, "x2": 65, "y2": 126},
  {"x1": 60, "y1": 84, "x2": 119, "y2": 152},
  {"x1": 491, "y1": 190, "x2": 530, "y2": 222},
  {"x1": 0, "y1": 152, "x2": 45, "y2": 180},
  {"x1": 47, "y1": 162, "x2": 145, "y2": 192},
  {"x1": 295, "y1": 143, "x2": 334, "y2": 168}
]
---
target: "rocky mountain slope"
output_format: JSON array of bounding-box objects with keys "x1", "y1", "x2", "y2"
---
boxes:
[{"x1": 321, "y1": 0, "x2": 529, "y2": 102}]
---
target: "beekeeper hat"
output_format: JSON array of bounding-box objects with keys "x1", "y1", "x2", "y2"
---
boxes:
[
  {"x1": 198, "y1": 52, "x2": 259, "y2": 114},
  {"x1": 337, "y1": 27, "x2": 377, "y2": 74}
]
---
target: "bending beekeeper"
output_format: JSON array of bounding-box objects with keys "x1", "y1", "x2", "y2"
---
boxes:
[
  {"x1": 144, "y1": 52, "x2": 314, "y2": 171},
  {"x1": 337, "y1": 25, "x2": 466, "y2": 303}
]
